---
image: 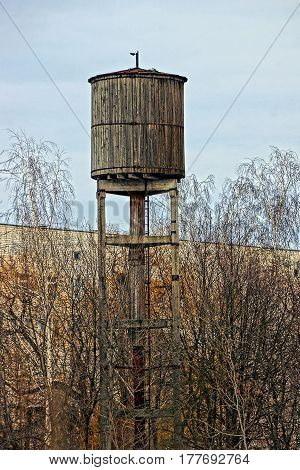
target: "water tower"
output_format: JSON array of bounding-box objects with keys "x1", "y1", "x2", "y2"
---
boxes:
[{"x1": 89, "y1": 57, "x2": 187, "y2": 449}]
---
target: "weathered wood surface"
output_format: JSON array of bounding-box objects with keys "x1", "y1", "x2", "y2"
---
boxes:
[
  {"x1": 128, "y1": 192, "x2": 147, "y2": 449},
  {"x1": 106, "y1": 234, "x2": 173, "y2": 247},
  {"x1": 90, "y1": 74, "x2": 186, "y2": 179},
  {"x1": 113, "y1": 318, "x2": 172, "y2": 330},
  {"x1": 170, "y1": 189, "x2": 182, "y2": 449},
  {"x1": 97, "y1": 178, "x2": 177, "y2": 195},
  {"x1": 97, "y1": 190, "x2": 111, "y2": 450},
  {"x1": 113, "y1": 408, "x2": 174, "y2": 419}
]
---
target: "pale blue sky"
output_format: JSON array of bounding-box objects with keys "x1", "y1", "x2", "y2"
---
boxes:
[{"x1": 0, "y1": 0, "x2": 299, "y2": 227}]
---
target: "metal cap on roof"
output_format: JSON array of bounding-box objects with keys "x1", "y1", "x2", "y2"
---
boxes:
[{"x1": 88, "y1": 67, "x2": 188, "y2": 83}]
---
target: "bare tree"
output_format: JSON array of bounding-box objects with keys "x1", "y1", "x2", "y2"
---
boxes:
[{"x1": 0, "y1": 138, "x2": 299, "y2": 450}]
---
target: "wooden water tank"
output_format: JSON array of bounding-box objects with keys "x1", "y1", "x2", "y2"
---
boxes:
[{"x1": 88, "y1": 68, "x2": 187, "y2": 180}]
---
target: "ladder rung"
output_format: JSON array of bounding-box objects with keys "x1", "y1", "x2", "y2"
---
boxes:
[
  {"x1": 143, "y1": 364, "x2": 179, "y2": 370},
  {"x1": 113, "y1": 318, "x2": 172, "y2": 330},
  {"x1": 113, "y1": 408, "x2": 174, "y2": 419}
]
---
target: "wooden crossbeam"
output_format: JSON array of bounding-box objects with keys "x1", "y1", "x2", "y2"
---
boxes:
[
  {"x1": 113, "y1": 318, "x2": 172, "y2": 330},
  {"x1": 97, "y1": 178, "x2": 177, "y2": 195},
  {"x1": 113, "y1": 408, "x2": 174, "y2": 419},
  {"x1": 106, "y1": 234, "x2": 174, "y2": 247}
]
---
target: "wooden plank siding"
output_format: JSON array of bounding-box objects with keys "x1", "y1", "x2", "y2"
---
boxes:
[{"x1": 90, "y1": 71, "x2": 187, "y2": 179}]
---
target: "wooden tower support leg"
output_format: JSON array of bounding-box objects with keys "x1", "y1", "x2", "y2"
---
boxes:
[
  {"x1": 129, "y1": 192, "x2": 147, "y2": 449},
  {"x1": 170, "y1": 188, "x2": 182, "y2": 449},
  {"x1": 97, "y1": 187, "x2": 111, "y2": 450}
]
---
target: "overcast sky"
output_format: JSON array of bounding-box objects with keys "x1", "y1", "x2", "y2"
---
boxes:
[{"x1": 0, "y1": 0, "x2": 299, "y2": 227}]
